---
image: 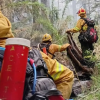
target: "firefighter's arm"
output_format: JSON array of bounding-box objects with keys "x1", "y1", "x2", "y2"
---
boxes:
[
  {"x1": 66, "y1": 19, "x2": 82, "y2": 33},
  {"x1": 51, "y1": 44, "x2": 70, "y2": 52},
  {"x1": 58, "y1": 44, "x2": 71, "y2": 52}
]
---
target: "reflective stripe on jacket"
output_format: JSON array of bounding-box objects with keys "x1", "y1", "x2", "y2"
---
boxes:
[
  {"x1": 51, "y1": 62, "x2": 64, "y2": 81},
  {"x1": 41, "y1": 51, "x2": 74, "y2": 99}
]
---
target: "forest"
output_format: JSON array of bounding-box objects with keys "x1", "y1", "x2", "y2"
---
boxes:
[{"x1": 0, "y1": 0, "x2": 100, "y2": 100}]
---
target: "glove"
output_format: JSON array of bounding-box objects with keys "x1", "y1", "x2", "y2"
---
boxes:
[
  {"x1": 68, "y1": 45, "x2": 73, "y2": 49},
  {"x1": 66, "y1": 29, "x2": 71, "y2": 34}
]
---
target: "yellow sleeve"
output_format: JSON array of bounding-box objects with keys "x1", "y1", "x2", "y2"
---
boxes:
[
  {"x1": 69, "y1": 19, "x2": 85, "y2": 33},
  {"x1": 59, "y1": 43, "x2": 70, "y2": 52},
  {"x1": 50, "y1": 44, "x2": 70, "y2": 53},
  {"x1": 41, "y1": 52, "x2": 74, "y2": 99}
]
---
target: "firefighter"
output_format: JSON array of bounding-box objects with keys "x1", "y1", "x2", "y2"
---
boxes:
[
  {"x1": 39, "y1": 33, "x2": 71, "y2": 59},
  {"x1": 0, "y1": 10, "x2": 14, "y2": 79},
  {"x1": 0, "y1": 10, "x2": 14, "y2": 47},
  {"x1": 41, "y1": 51, "x2": 74, "y2": 99},
  {"x1": 66, "y1": 8, "x2": 94, "y2": 60}
]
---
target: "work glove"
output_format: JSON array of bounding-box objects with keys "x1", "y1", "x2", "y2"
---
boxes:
[
  {"x1": 68, "y1": 45, "x2": 73, "y2": 50},
  {"x1": 66, "y1": 29, "x2": 71, "y2": 34}
]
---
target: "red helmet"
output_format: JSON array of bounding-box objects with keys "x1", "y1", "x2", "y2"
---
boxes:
[{"x1": 77, "y1": 8, "x2": 86, "y2": 16}]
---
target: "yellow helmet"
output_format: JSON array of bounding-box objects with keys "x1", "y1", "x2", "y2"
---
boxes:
[{"x1": 42, "y1": 33, "x2": 52, "y2": 42}]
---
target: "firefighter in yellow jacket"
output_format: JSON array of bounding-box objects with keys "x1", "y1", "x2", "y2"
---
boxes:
[
  {"x1": 39, "y1": 33, "x2": 71, "y2": 59},
  {"x1": 0, "y1": 10, "x2": 14, "y2": 80},
  {"x1": 0, "y1": 10, "x2": 14, "y2": 47},
  {"x1": 66, "y1": 8, "x2": 94, "y2": 60},
  {"x1": 41, "y1": 51, "x2": 74, "y2": 99}
]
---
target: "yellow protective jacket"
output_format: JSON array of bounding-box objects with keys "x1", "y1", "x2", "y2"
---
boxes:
[
  {"x1": 0, "y1": 11, "x2": 14, "y2": 47},
  {"x1": 68, "y1": 15, "x2": 88, "y2": 33},
  {"x1": 40, "y1": 43, "x2": 70, "y2": 58},
  {"x1": 41, "y1": 52, "x2": 74, "y2": 99}
]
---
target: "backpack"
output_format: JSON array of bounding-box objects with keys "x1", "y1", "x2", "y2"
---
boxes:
[
  {"x1": 39, "y1": 43, "x2": 55, "y2": 58},
  {"x1": 0, "y1": 47, "x2": 64, "y2": 100},
  {"x1": 23, "y1": 48, "x2": 63, "y2": 100},
  {"x1": 81, "y1": 18, "x2": 98, "y2": 43}
]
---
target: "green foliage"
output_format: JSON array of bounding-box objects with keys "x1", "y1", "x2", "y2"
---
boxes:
[
  {"x1": 36, "y1": 18, "x2": 66, "y2": 44},
  {"x1": 49, "y1": 7, "x2": 59, "y2": 24},
  {"x1": 62, "y1": 0, "x2": 73, "y2": 18},
  {"x1": 37, "y1": 18, "x2": 64, "y2": 44},
  {"x1": 5, "y1": 0, "x2": 74, "y2": 45},
  {"x1": 84, "y1": 50, "x2": 97, "y2": 62},
  {"x1": 66, "y1": 15, "x2": 74, "y2": 23},
  {"x1": 37, "y1": 18, "x2": 57, "y2": 34},
  {"x1": 74, "y1": 70, "x2": 100, "y2": 100},
  {"x1": 9, "y1": 1, "x2": 48, "y2": 18}
]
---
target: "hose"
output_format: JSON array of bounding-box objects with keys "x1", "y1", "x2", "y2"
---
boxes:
[
  {"x1": 32, "y1": 63, "x2": 36, "y2": 93},
  {"x1": 0, "y1": 47, "x2": 5, "y2": 51},
  {"x1": 28, "y1": 58, "x2": 37, "y2": 94}
]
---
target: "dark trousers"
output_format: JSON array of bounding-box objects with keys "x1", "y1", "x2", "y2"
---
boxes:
[{"x1": 79, "y1": 40, "x2": 94, "y2": 59}]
